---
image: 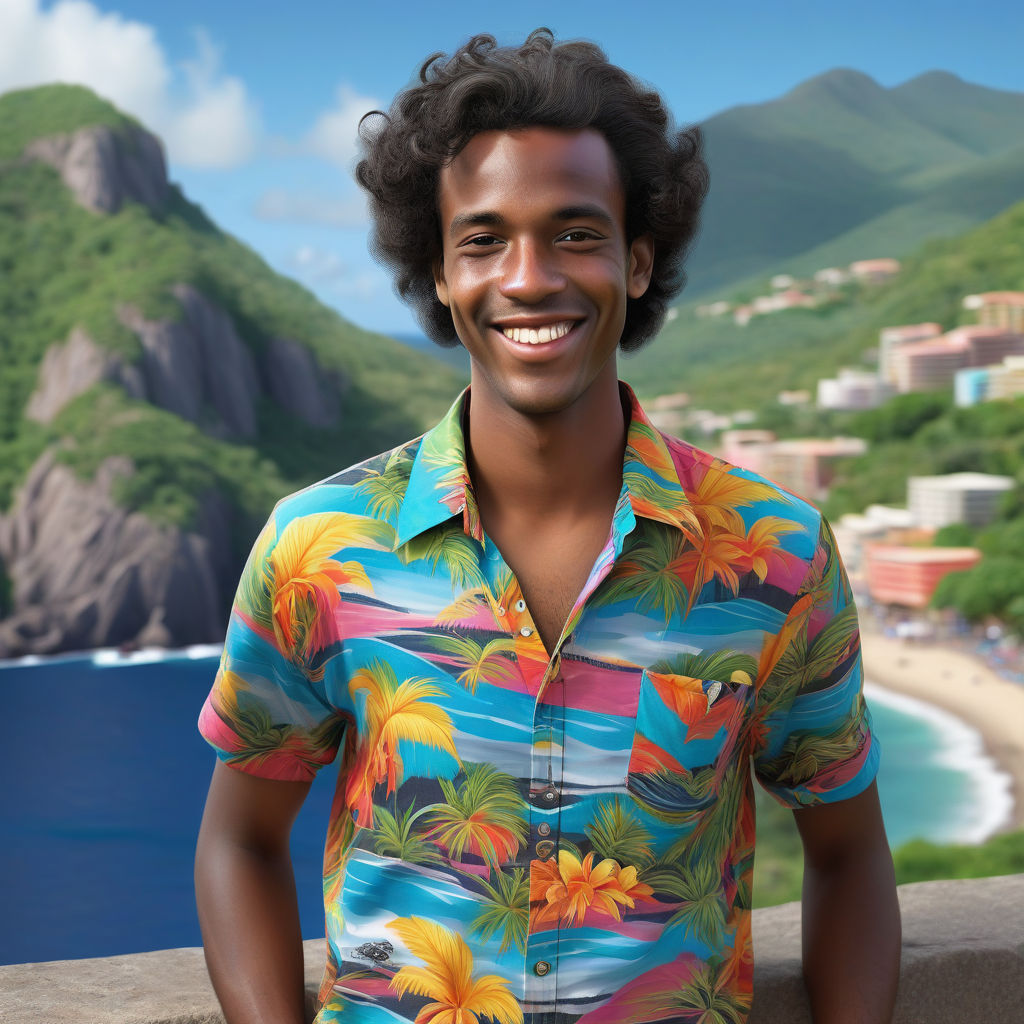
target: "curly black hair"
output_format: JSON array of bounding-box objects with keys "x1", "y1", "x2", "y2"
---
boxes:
[{"x1": 356, "y1": 29, "x2": 709, "y2": 352}]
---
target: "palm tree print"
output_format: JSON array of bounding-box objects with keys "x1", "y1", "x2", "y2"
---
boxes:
[
  {"x1": 637, "y1": 960, "x2": 750, "y2": 1024},
  {"x1": 388, "y1": 915, "x2": 523, "y2": 1024},
  {"x1": 345, "y1": 659, "x2": 460, "y2": 829},
  {"x1": 399, "y1": 523, "x2": 484, "y2": 592},
  {"x1": 425, "y1": 763, "x2": 528, "y2": 868},
  {"x1": 355, "y1": 445, "x2": 415, "y2": 521},
  {"x1": 372, "y1": 802, "x2": 443, "y2": 865},
  {"x1": 645, "y1": 858, "x2": 728, "y2": 946},
  {"x1": 470, "y1": 868, "x2": 529, "y2": 955},
  {"x1": 428, "y1": 632, "x2": 517, "y2": 693},
  {"x1": 269, "y1": 511, "x2": 394, "y2": 667},
  {"x1": 585, "y1": 797, "x2": 655, "y2": 868}
]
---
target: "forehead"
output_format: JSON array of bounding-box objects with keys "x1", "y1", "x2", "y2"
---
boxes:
[{"x1": 437, "y1": 127, "x2": 625, "y2": 226}]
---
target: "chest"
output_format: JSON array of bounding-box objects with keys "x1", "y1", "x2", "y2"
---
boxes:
[{"x1": 497, "y1": 517, "x2": 611, "y2": 654}]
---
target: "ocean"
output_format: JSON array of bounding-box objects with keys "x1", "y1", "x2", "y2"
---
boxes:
[{"x1": 0, "y1": 649, "x2": 1011, "y2": 966}]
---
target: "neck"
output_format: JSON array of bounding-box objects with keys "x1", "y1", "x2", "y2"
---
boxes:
[{"x1": 465, "y1": 372, "x2": 628, "y2": 524}]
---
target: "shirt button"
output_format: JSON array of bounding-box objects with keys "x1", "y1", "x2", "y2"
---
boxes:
[
  {"x1": 456, "y1": 502, "x2": 466, "y2": 513},
  {"x1": 540, "y1": 786, "x2": 558, "y2": 805},
  {"x1": 497, "y1": 605, "x2": 506, "y2": 616},
  {"x1": 515, "y1": 599, "x2": 527, "y2": 612},
  {"x1": 533, "y1": 960, "x2": 551, "y2": 977},
  {"x1": 535, "y1": 839, "x2": 555, "y2": 858},
  {"x1": 519, "y1": 626, "x2": 533, "y2": 638},
  {"x1": 537, "y1": 822, "x2": 551, "y2": 836}
]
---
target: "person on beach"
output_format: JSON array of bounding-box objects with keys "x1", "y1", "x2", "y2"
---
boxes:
[{"x1": 195, "y1": 30, "x2": 901, "y2": 1024}]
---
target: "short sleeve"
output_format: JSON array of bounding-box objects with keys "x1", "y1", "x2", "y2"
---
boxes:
[
  {"x1": 198, "y1": 507, "x2": 351, "y2": 782},
  {"x1": 751, "y1": 515, "x2": 879, "y2": 807}
]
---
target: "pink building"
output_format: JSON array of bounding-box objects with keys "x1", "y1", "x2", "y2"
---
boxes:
[
  {"x1": 850, "y1": 258, "x2": 901, "y2": 283},
  {"x1": 865, "y1": 545, "x2": 981, "y2": 609},
  {"x1": 720, "y1": 430, "x2": 776, "y2": 476},
  {"x1": 964, "y1": 291, "x2": 1024, "y2": 333},
  {"x1": 892, "y1": 326, "x2": 1024, "y2": 393},
  {"x1": 879, "y1": 322, "x2": 943, "y2": 386}
]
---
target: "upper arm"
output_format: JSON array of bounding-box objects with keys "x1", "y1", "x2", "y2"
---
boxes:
[
  {"x1": 198, "y1": 759, "x2": 313, "y2": 857},
  {"x1": 793, "y1": 780, "x2": 889, "y2": 869}
]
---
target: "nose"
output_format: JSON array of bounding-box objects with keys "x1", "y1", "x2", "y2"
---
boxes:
[{"x1": 499, "y1": 238, "x2": 566, "y2": 303}]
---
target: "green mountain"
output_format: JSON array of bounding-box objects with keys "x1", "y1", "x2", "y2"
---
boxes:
[
  {"x1": 0, "y1": 84, "x2": 464, "y2": 656},
  {"x1": 690, "y1": 69, "x2": 1024, "y2": 295}
]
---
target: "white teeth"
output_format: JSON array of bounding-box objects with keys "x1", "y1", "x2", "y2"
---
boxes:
[{"x1": 501, "y1": 321, "x2": 574, "y2": 345}]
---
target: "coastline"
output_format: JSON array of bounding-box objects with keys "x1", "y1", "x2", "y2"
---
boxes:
[{"x1": 860, "y1": 625, "x2": 1024, "y2": 835}]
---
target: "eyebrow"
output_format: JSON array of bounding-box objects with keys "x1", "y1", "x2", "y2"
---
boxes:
[{"x1": 448, "y1": 204, "x2": 615, "y2": 237}]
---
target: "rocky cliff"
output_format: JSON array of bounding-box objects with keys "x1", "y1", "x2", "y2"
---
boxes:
[
  {"x1": 0, "y1": 86, "x2": 460, "y2": 658},
  {"x1": 0, "y1": 451, "x2": 230, "y2": 654}
]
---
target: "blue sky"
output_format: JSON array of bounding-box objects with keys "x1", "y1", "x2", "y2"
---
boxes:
[{"x1": 2, "y1": 0, "x2": 1022, "y2": 335}]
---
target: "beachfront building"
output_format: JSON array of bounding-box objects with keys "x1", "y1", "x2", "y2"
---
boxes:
[
  {"x1": 720, "y1": 429, "x2": 776, "y2": 476},
  {"x1": 645, "y1": 391, "x2": 689, "y2": 433},
  {"x1": 777, "y1": 389, "x2": 811, "y2": 406},
  {"x1": 761, "y1": 437, "x2": 868, "y2": 503},
  {"x1": 817, "y1": 367, "x2": 894, "y2": 411},
  {"x1": 963, "y1": 291, "x2": 1024, "y2": 332},
  {"x1": 721, "y1": 432, "x2": 867, "y2": 502},
  {"x1": 987, "y1": 355, "x2": 1024, "y2": 402},
  {"x1": 955, "y1": 356, "x2": 1024, "y2": 406},
  {"x1": 954, "y1": 367, "x2": 992, "y2": 407},
  {"x1": 879, "y1": 322, "x2": 943, "y2": 387},
  {"x1": 833, "y1": 504, "x2": 917, "y2": 575},
  {"x1": 908, "y1": 473, "x2": 1015, "y2": 529},
  {"x1": 891, "y1": 326, "x2": 1024, "y2": 393},
  {"x1": 864, "y1": 545, "x2": 981, "y2": 608},
  {"x1": 849, "y1": 258, "x2": 901, "y2": 284},
  {"x1": 814, "y1": 266, "x2": 852, "y2": 287}
]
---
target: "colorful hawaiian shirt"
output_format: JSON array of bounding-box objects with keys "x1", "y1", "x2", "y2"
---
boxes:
[{"x1": 199, "y1": 383, "x2": 878, "y2": 1024}]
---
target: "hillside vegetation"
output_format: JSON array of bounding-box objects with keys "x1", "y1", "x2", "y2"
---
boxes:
[
  {"x1": 0, "y1": 85, "x2": 463, "y2": 533},
  {"x1": 624, "y1": 197, "x2": 1024, "y2": 414}
]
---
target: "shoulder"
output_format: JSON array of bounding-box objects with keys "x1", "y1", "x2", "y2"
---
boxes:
[
  {"x1": 269, "y1": 434, "x2": 425, "y2": 534},
  {"x1": 660, "y1": 428, "x2": 825, "y2": 565}
]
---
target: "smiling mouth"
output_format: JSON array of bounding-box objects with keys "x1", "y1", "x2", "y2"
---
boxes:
[{"x1": 499, "y1": 320, "x2": 577, "y2": 345}]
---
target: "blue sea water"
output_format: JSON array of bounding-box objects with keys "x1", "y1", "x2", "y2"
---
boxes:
[{"x1": 0, "y1": 651, "x2": 1011, "y2": 965}]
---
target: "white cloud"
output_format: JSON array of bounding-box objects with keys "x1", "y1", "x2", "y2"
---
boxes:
[
  {"x1": 289, "y1": 245, "x2": 385, "y2": 299},
  {"x1": 305, "y1": 84, "x2": 380, "y2": 169},
  {"x1": 254, "y1": 187, "x2": 369, "y2": 228},
  {"x1": 0, "y1": 0, "x2": 260, "y2": 168}
]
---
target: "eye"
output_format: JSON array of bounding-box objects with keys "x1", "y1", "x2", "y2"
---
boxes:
[
  {"x1": 466, "y1": 234, "x2": 502, "y2": 247},
  {"x1": 559, "y1": 229, "x2": 601, "y2": 243}
]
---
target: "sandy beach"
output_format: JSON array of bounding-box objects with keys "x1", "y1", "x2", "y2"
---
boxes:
[{"x1": 860, "y1": 625, "x2": 1024, "y2": 834}]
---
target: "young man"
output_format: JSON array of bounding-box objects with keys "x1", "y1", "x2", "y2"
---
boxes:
[{"x1": 196, "y1": 30, "x2": 901, "y2": 1024}]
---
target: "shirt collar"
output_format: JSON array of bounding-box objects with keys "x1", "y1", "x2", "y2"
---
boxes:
[{"x1": 393, "y1": 383, "x2": 694, "y2": 551}]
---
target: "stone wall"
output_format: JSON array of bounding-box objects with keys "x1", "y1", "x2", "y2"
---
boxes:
[{"x1": 2, "y1": 875, "x2": 1021, "y2": 1023}]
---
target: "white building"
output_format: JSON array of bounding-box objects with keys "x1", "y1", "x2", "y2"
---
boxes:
[
  {"x1": 817, "y1": 368, "x2": 894, "y2": 411},
  {"x1": 907, "y1": 473, "x2": 1015, "y2": 528}
]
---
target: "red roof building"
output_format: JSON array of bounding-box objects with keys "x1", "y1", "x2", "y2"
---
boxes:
[{"x1": 864, "y1": 545, "x2": 981, "y2": 608}]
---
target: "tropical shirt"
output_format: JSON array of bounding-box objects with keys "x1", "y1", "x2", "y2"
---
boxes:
[{"x1": 199, "y1": 383, "x2": 878, "y2": 1024}]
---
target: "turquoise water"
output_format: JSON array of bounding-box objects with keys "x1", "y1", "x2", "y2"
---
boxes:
[
  {"x1": 0, "y1": 650, "x2": 1012, "y2": 964},
  {"x1": 866, "y1": 682, "x2": 1013, "y2": 847}
]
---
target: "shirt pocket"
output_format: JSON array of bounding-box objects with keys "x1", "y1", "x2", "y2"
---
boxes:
[{"x1": 626, "y1": 670, "x2": 754, "y2": 819}]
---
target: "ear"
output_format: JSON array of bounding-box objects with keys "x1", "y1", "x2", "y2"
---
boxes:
[
  {"x1": 626, "y1": 234, "x2": 655, "y2": 300},
  {"x1": 433, "y1": 257, "x2": 450, "y2": 308}
]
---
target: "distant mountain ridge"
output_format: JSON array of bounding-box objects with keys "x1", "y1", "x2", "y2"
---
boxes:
[
  {"x1": 692, "y1": 68, "x2": 1024, "y2": 295},
  {"x1": 0, "y1": 84, "x2": 463, "y2": 657}
]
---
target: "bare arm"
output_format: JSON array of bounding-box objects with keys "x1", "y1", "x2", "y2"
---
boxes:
[
  {"x1": 195, "y1": 759, "x2": 313, "y2": 1024},
  {"x1": 794, "y1": 781, "x2": 901, "y2": 1023}
]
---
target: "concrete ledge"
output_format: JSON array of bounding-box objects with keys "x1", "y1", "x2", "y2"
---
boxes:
[
  {"x1": 750, "y1": 873, "x2": 1024, "y2": 1023},
  {"x1": 2, "y1": 875, "x2": 1022, "y2": 1023}
]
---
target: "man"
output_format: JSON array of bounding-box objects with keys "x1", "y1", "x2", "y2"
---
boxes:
[{"x1": 196, "y1": 30, "x2": 900, "y2": 1024}]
